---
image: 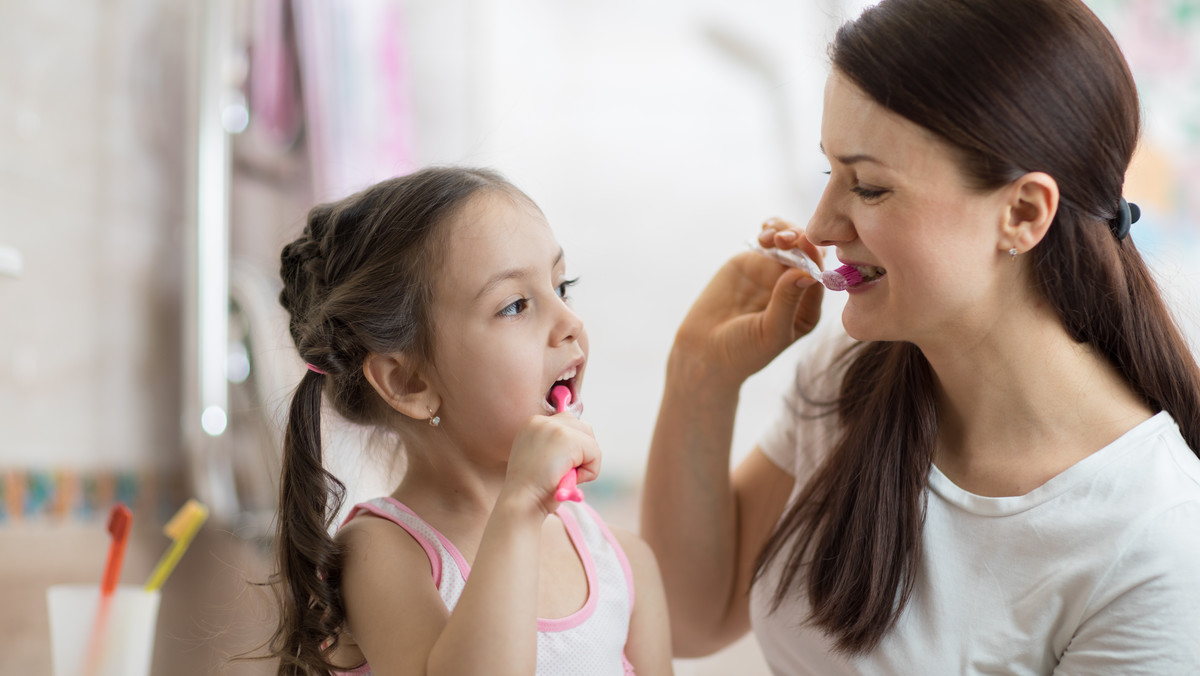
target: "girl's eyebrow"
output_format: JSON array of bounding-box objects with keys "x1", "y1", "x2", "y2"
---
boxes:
[
  {"x1": 819, "y1": 142, "x2": 888, "y2": 168},
  {"x1": 475, "y1": 247, "x2": 565, "y2": 300}
]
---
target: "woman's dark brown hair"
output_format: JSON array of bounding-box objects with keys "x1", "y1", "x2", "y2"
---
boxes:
[
  {"x1": 756, "y1": 0, "x2": 1200, "y2": 654},
  {"x1": 269, "y1": 166, "x2": 521, "y2": 674}
]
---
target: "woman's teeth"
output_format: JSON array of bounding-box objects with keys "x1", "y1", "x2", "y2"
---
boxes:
[{"x1": 853, "y1": 264, "x2": 886, "y2": 282}]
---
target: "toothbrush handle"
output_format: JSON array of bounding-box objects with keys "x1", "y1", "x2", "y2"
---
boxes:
[{"x1": 555, "y1": 468, "x2": 583, "y2": 502}]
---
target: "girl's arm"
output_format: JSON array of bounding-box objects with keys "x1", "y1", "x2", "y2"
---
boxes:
[
  {"x1": 641, "y1": 238, "x2": 823, "y2": 657},
  {"x1": 341, "y1": 414, "x2": 601, "y2": 676},
  {"x1": 612, "y1": 528, "x2": 674, "y2": 675},
  {"x1": 338, "y1": 501, "x2": 546, "y2": 675}
]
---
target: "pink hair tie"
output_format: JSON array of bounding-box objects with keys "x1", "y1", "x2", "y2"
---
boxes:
[{"x1": 306, "y1": 363, "x2": 328, "y2": 376}]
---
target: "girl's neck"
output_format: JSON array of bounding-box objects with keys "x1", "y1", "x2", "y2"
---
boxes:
[
  {"x1": 392, "y1": 440, "x2": 508, "y2": 523},
  {"x1": 921, "y1": 298, "x2": 1152, "y2": 496}
]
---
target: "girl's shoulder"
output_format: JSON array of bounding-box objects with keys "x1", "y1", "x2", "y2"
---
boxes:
[
  {"x1": 337, "y1": 502, "x2": 438, "y2": 576},
  {"x1": 337, "y1": 497, "x2": 459, "y2": 591}
]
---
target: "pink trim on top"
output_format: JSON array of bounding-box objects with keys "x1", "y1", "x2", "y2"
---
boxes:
[
  {"x1": 537, "y1": 507, "x2": 599, "y2": 632},
  {"x1": 348, "y1": 498, "x2": 602, "y2": 633},
  {"x1": 344, "y1": 501, "x2": 443, "y2": 588},
  {"x1": 334, "y1": 661, "x2": 372, "y2": 676},
  {"x1": 379, "y1": 498, "x2": 474, "y2": 581},
  {"x1": 582, "y1": 502, "x2": 636, "y2": 611}
]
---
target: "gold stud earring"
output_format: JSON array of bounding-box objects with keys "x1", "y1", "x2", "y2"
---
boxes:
[{"x1": 427, "y1": 407, "x2": 441, "y2": 428}]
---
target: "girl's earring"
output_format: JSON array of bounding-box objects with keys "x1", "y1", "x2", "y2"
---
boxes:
[
  {"x1": 1009, "y1": 247, "x2": 1018, "y2": 260},
  {"x1": 427, "y1": 407, "x2": 441, "y2": 428}
]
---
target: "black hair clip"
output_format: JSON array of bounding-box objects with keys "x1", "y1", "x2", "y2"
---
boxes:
[{"x1": 1111, "y1": 197, "x2": 1140, "y2": 240}]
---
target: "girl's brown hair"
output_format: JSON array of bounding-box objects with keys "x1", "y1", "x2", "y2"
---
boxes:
[
  {"x1": 269, "y1": 166, "x2": 520, "y2": 674},
  {"x1": 756, "y1": 0, "x2": 1200, "y2": 654}
]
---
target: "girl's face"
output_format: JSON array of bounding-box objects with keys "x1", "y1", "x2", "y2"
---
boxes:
[
  {"x1": 806, "y1": 71, "x2": 1016, "y2": 349},
  {"x1": 427, "y1": 191, "x2": 587, "y2": 460}
]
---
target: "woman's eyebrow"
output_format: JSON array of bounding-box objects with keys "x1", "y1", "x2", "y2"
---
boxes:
[{"x1": 819, "y1": 142, "x2": 889, "y2": 168}]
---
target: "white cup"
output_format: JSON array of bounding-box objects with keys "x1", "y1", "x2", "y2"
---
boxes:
[{"x1": 47, "y1": 584, "x2": 161, "y2": 676}]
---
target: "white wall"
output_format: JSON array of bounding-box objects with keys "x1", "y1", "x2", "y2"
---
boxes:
[{"x1": 381, "y1": 0, "x2": 874, "y2": 490}]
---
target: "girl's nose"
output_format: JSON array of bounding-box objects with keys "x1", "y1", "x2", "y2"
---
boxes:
[
  {"x1": 805, "y1": 182, "x2": 855, "y2": 248},
  {"x1": 553, "y1": 302, "x2": 583, "y2": 346}
]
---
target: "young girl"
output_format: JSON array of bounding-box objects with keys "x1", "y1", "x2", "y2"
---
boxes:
[{"x1": 268, "y1": 166, "x2": 673, "y2": 675}]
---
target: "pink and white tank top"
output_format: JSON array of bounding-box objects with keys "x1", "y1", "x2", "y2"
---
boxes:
[{"x1": 336, "y1": 497, "x2": 636, "y2": 675}]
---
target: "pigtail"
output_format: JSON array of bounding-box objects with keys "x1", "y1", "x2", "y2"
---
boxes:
[{"x1": 271, "y1": 369, "x2": 348, "y2": 675}]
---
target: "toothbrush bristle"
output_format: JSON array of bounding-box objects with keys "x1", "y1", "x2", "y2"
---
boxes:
[{"x1": 821, "y1": 264, "x2": 863, "y2": 291}]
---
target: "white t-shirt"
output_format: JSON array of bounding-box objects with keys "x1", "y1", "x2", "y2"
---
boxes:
[{"x1": 750, "y1": 321, "x2": 1200, "y2": 675}]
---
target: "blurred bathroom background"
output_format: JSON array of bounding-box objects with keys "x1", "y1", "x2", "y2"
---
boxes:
[{"x1": 1, "y1": 0, "x2": 1197, "y2": 673}]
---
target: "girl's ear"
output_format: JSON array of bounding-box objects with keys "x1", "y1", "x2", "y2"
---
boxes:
[
  {"x1": 1000, "y1": 171, "x2": 1059, "y2": 255},
  {"x1": 362, "y1": 352, "x2": 440, "y2": 422}
]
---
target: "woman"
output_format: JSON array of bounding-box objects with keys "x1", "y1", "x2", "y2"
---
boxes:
[{"x1": 641, "y1": 0, "x2": 1200, "y2": 672}]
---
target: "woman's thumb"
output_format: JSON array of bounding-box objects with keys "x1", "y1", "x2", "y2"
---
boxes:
[{"x1": 763, "y1": 269, "x2": 821, "y2": 341}]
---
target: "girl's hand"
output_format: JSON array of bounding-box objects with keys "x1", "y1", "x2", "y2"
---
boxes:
[
  {"x1": 674, "y1": 218, "x2": 825, "y2": 389},
  {"x1": 501, "y1": 412, "x2": 601, "y2": 517}
]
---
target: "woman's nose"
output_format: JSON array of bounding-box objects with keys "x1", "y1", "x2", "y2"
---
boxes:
[{"x1": 805, "y1": 182, "x2": 855, "y2": 248}]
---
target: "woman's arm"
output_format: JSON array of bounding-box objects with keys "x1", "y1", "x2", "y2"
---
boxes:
[
  {"x1": 641, "y1": 233, "x2": 824, "y2": 656},
  {"x1": 612, "y1": 528, "x2": 674, "y2": 675}
]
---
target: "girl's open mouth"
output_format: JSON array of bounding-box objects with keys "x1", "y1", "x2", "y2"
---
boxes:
[{"x1": 545, "y1": 367, "x2": 579, "y2": 410}]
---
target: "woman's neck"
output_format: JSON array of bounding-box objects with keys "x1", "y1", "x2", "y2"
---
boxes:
[{"x1": 920, "y1": 299, "x2": 1152, "y2": 497}]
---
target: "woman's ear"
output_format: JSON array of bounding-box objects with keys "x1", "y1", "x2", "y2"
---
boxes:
[
  {"x1": 1001, "y1": 171, "x2": 1059, "y2": 255},
  {"x1": 362, "y1": 352, "x2": 440, "y2": 422}
]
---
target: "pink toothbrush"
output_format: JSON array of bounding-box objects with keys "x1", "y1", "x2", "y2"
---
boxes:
[
  {"x1": 821, "y1": 264, "x2": 864, "y2": 291},
  {"x1": 746, "y1": 241, "x2": 863, "y2": 291},
  {"x1": 550, "y1": 385, "x2": 584, "y2": 502}
]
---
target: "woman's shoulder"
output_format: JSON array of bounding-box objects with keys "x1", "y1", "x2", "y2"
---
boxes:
[{"x1": 1088, "y1": 414, "x2": 1200, "y2": 565}]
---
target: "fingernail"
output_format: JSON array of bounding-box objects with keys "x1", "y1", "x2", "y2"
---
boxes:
[{"x1": 777, "y1": 231, "x2": 798, "y2": 242}]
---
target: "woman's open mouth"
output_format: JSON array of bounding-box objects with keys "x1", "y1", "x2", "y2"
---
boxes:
[{"x1": 851, "y1": 264, "x2": 886, "y2": 285}]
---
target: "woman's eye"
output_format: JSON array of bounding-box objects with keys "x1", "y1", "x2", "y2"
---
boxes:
[
  {"x1": 851, "y1": 184, "x2": 888, "y2": 202},
  {"x1": 556, "y1": 277, "x2": 579, "y2": 300},
  {"x1": 499, "y1": 298, "x2": 528, "y2": 317}
]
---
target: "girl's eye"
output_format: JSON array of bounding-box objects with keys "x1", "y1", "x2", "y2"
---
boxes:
[
  {"x1": 498, "y1": 298, "x2": 528, "y2": 317},
  {"x1": 556, "y1": 277, "x2": 579, "y2": 300},
  {"x1": 851, "y1": 184, "x2": 888, "y2": 202}
]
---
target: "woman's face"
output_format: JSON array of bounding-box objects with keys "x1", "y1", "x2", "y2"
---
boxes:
[{"x1": 807, "y1": 71, "x2": 1016, "y2": 350}]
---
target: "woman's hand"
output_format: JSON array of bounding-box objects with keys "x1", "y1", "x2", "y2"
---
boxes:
[
  {"x1": 673, "y1": 218, "x2": 825, "y2": 389},
  {"x1": 501, "y1": 412, "x2": 601, "y2": 518}
]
